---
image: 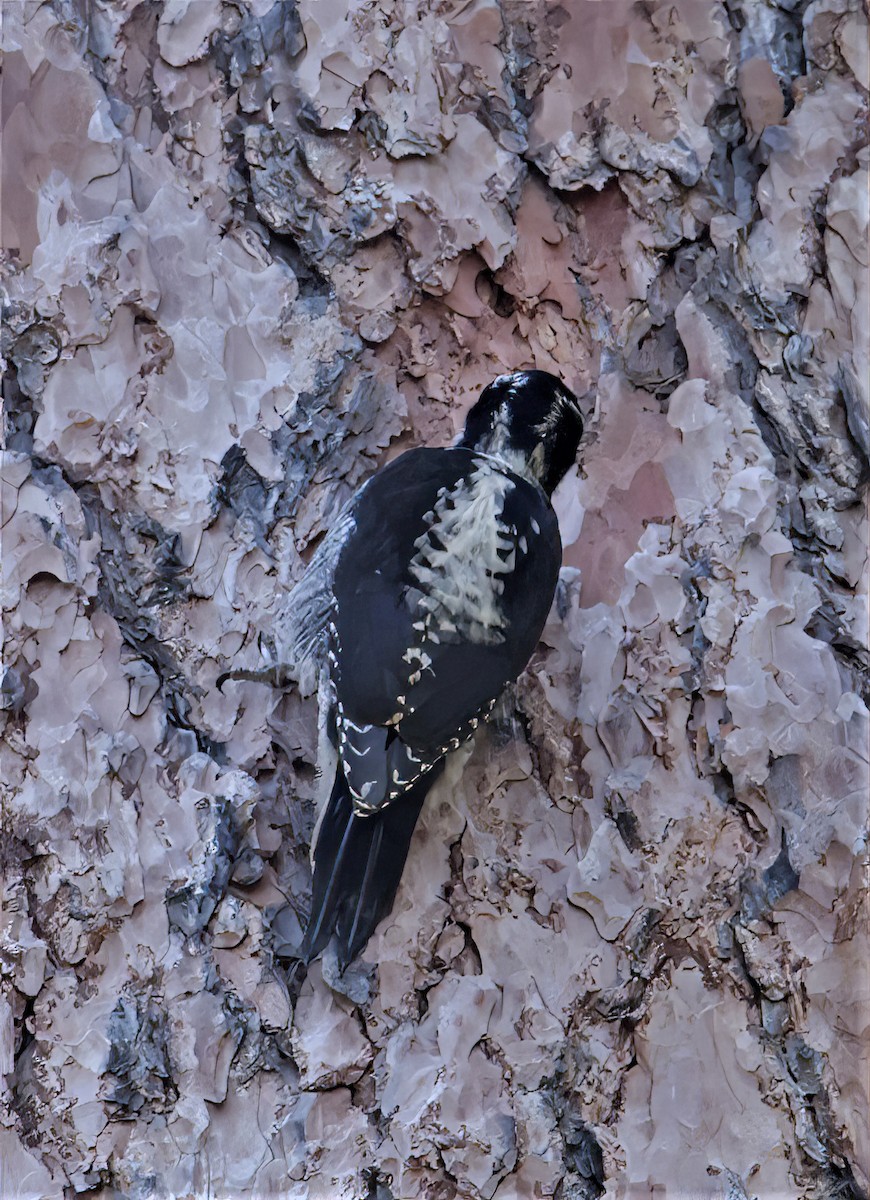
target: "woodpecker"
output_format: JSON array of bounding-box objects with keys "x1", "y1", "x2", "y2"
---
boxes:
[{"x1": 282, "y1": 370, "x2": 584, "y2": 968}]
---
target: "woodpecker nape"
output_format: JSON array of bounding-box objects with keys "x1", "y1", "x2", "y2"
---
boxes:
[{"x1": 280, "y1": 370, "x2": 584, "y2": 968}]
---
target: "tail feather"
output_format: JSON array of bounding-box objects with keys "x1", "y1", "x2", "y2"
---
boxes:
[
  {"x1": 298, "y1": 793, "x2": 358, "y2": 962},
  {"x1": 342, "y1": 818, "x2": 384, "y2": 960},
  {"x1": 300, "y1": 767, "x2": 441, "y2": 968}
]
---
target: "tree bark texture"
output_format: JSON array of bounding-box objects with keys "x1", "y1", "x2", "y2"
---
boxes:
[{"x1": 1, "y1": 2, "x2": 868, "y2": 1198}]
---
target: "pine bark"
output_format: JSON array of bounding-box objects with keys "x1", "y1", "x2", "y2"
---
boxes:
[{"x1": 1, "y1": 2, "x2": 868, "y2": 1197}]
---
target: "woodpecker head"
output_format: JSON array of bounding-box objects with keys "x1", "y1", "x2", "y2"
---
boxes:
[{"x1": 458, "y1": 370, "x2": 584, "y2": 495}]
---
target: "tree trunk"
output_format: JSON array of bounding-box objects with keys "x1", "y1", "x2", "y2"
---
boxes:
[{"x1": 1, "y1": 2, "x2": 867, "y2": 1197}]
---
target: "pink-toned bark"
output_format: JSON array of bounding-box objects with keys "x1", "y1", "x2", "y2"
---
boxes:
[{"x1": 1, "y1": 2, "x2": 867, "y2": 1197}]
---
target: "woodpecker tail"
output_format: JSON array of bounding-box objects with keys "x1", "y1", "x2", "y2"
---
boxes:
[{"x1": 299, "y1": 767, "x2": 440, "y2": 969}]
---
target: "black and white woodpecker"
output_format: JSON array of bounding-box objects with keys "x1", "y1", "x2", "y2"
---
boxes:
[{"x1": 280, "y1": 370, "x2": 583, "y2": 968}]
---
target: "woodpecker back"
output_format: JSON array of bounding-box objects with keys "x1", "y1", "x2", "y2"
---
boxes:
[{"x1": 330, "y1": 447, "x2": 561, "y2": 813}]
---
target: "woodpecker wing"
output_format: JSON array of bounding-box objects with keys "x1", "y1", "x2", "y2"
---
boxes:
[{"x1": 330, "y1": 446, "x2": 561, "y2": 812}]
